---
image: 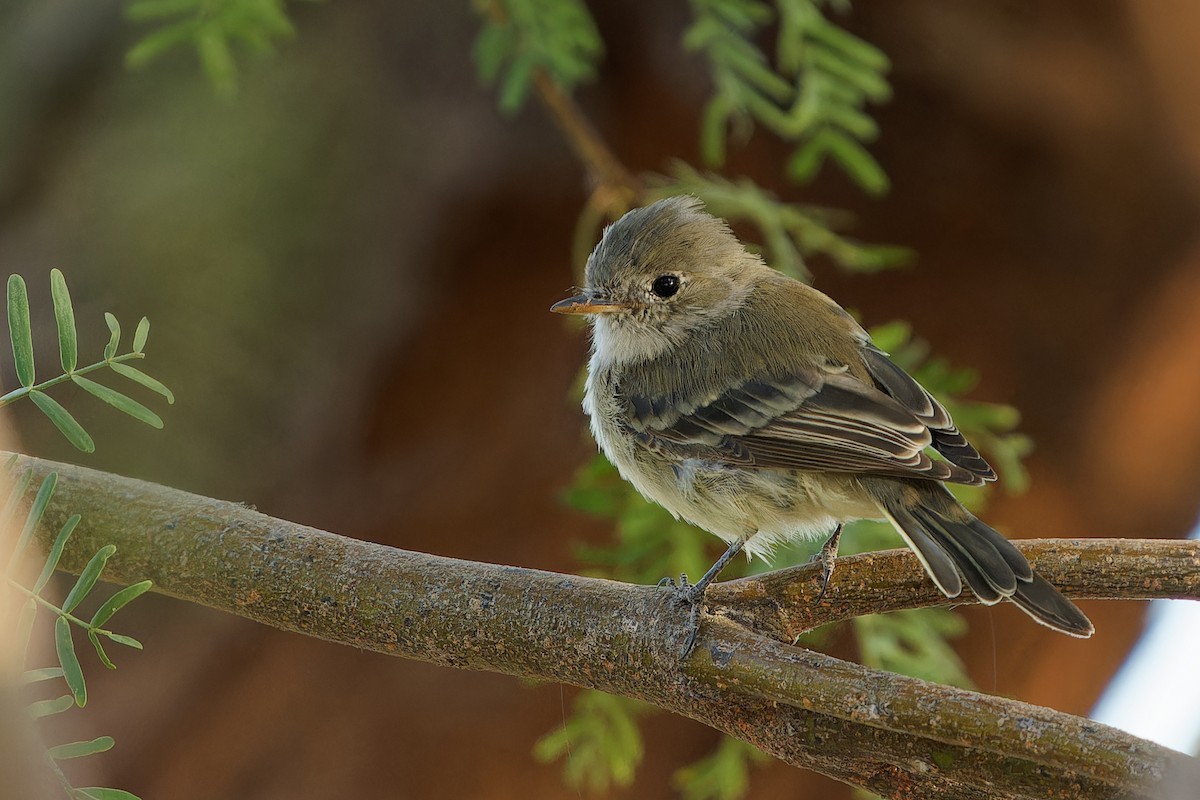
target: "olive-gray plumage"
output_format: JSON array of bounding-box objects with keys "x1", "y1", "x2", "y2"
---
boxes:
[{"x1": 555, "y1": 196, "x2": 1093, "y2": 638}]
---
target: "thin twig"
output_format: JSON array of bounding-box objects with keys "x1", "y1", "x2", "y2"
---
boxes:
[{"x1": 530, "y1": 70, "x2": 642, "y2": 212}]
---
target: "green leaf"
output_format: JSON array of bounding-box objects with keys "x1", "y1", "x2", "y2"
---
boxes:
[
  {"x1": 31, "y1": 391, "x2": 95, "y2": 451},
  {"x1": 105, "y1": 632, "x2": 143, "y2": 650},
  {"x1": 125, "y1": 19, "x2": 201, "y2": 69},
  {"x1": 71, "y1": 376, "x2": 164, "y2": 429},
  {"x1": 33, "y1": 514, "x2": 81, "y2": 593},
  {"x1": 13, "y1": 471, "x2": 57, "y2": 556},
  {"x1": 821, "y1": 128, "x2": 889, "y2": 195},
  {"x1": 103, "y1": 313, "x2": 120, "y2": 360},
  {"x1": 125, "y1": 0, "x2": 202, "y2": 21},
  {"x1": 75, "y1": 788, "x2": 143, "y2": 800},
  {"x1": 91, "y1": 580, "x2": 153, "y2": 627},
  {"x1": 786, "y1": 127, "x2": 836, "y2": 183},
  {"x1": 28, "y1": 694, "x2": 74, "y2": 719},
  {"x1": 16, "y1": 598, "x2": 37, "y2": 663},
  {"x1": 0, "y1": 466, "x2": 33, "y2": 529},
  {"x1": 47, "y1": 736, "x2": 115, "y2": 760},
  {"x1": 7, "y1": 274, "x2": 34, "y2": 387},
  {"x1": 856, "y1": 608, "x2": 972, "y2": 687},
  {"x1": 132, "y1": 316, "x2": 150, "y2": 354},
  {"x1": 88, "y1": 629, "x2": 116, "y2": 670},
  {"x1": 63, "y1": 544, "x2": 117, "y2": 613},
  {"x1": 196, "y1": 25, "x2": 237, "y2": 100},
  {"x1": 673, "y1": 737, "x2": 770, "y2": 800},
  {"x1": 22, "y1": 666, "x2": 65, "y2": 684},
  {"x1": 110, "y1": 363, "x2": 175, "y2": 404},
  {"x1": 50, "y1": 268, "x2": 78, "y2": 373},
  {"x1": 55, "y1": 615, "x2": 87, "y2": 707},
  {"x1": 535, "y1": 692, "x2": 646, "y2": 793}
]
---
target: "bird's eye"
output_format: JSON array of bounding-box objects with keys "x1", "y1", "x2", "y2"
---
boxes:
[{"x1": 651, "y1": 274, "x2": 680, "y2": 298}]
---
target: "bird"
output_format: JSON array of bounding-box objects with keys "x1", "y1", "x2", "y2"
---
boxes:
[{"x1": 551, "y1": 196, "x2": 1094, "y2": 650}]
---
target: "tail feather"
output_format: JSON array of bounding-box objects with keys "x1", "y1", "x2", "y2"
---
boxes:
[
  {"x1": 1011, "y1": 574, "x2": 1096, "y2": 638},
  {"x1": 967, "y1": 518, "x2": 1034, "y2": 582},
  {"x1": 884, "y1": 505, "x2": 963, "y2": 597},
  {"x1": 870, "y1": 480, "x2": 1094, "y2": 638},
  {"x1": 911, "y1": 507, "x2": 1015, "y2": 596},
  {"x1": 914, "y1": 515, "x2": 1006, "y2": 605}
]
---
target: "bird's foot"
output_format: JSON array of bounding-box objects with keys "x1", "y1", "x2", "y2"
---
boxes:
[
  {"x1": 658, "y1": 573, "x2": 705, "y2": 658},
  {"x1": 809, "y1": 524, "x2": 843, "y2": 604}
]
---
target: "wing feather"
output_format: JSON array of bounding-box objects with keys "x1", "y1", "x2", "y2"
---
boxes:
[{"x1": 625, "y1": 365, "x2": 989, "y2": 485}]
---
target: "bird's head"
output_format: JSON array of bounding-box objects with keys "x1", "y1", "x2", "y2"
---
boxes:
[{"x1": 551, "y1": 196, "x2": 763, "y2": 365}]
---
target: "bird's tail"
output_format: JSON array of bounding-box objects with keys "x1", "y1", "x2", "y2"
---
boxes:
[{"x1": 867, "y1": 479, "x2": 1094, "y2": 638}]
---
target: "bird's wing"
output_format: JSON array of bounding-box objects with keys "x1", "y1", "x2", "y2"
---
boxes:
[
  {"x1": 624, "y1": 360, "x2": 992, "y2": 486},
  {"x1": 859, "y1": 344, "x2": 995, "y2": 481}
]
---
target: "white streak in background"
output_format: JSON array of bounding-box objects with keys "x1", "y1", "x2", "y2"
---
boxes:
[{"x1": 1091, "y1": 522, "x2": 1200, "y2": 755}]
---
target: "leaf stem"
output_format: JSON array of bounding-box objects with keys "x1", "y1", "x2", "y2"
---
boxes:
[
  {"x1": 0, "y1": 353, "x2": 146, "y2": 408},
  {"x1": 5, "y1": 577, "x2": 120, "y2": 640}
]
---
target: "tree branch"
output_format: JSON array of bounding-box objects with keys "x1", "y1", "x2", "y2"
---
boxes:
[
  {"x1": 531, "y1": 70, "x2": 642, "y2": 213},
  {"x1": 710, "y1": 538, "x2": 1200, "y2": 643},
  {"x1": 11, "y1": 452, "x2": 1199, "y2": 799}
]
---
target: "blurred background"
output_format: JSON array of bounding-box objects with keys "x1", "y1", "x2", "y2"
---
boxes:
[{"x1": 3, "y1": 0, "x2": 1200, "y2": 797}]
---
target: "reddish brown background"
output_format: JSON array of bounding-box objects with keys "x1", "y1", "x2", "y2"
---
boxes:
[{"x1": 5, "y1": 1, "x2": 1200, "y2": 797}]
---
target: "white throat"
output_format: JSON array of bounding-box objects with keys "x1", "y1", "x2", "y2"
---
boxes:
[{"x1": 587, "y1": 280, "x2": 753, "y2": 370}]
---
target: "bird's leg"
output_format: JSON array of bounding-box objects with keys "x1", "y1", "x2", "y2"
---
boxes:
[
  {"x1": 662, "y1": 537, "x2": 746, "y2": 658},
  {"x1": 811, "y1": 524, "x2": 843, "y2": 604}
]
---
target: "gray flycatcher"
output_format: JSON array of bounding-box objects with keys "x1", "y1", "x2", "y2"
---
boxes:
[{"x1": 552, "y1": 196, "x2": 1094, "y2": 650}]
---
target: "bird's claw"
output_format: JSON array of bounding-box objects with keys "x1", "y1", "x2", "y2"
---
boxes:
[
  {"x1": 659, "y1": 573, "x2": 703, "y2": 657},
  {"x1": 657, "y1": 572, "x2": 691, "y2": 590},
  {"x1": 810, "y1": 525, "x2": 843, "y2": 605}
]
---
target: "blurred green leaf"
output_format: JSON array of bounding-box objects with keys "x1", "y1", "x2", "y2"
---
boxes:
[
  {"x1": 88, "y1": 630, "x2": 117, "y2": 670},
  {"x1": 196, "y1": 25, "x2": 237, "y2": 99},
  {"x1": 126, "y1": 0, "x2": 202, "y2": 22},
  {"x1": 50, "y1": 269, "x2": 78, "y2": 373},
  {"x1": 856, "y1": 609, "x2": 972, "y2": 687},
  {"x1": 16, "y1": 598, "x2": 37, "y2": 663},
  {"x1": 13, "y1": 472, "x2": 57, "y2": 556},
  {"x1": 103, "y1": 313, "x2": 121, "y2": 361},
  {"x1": 652, "y1": 165, "x2": 911, "y2": 280},
  {"x1": 473, "y1": 0, "x2": 603, "y2": 114},
  {"x1": 55, "y1": 615, "x2": 87, "y2": 707},
  {"x1": 22, "y1": 667, "x2": 65, "y2": 684},
  {"x1": 686, "y1": 0, "x2": 892, "y2": 192},
  {"x1": 534, "y1": 692, "x2": 647, "y2": 793},
  {"x1": 125, "y1": 18, "x2": 202, "y2": 69},
  {"x1": 75, "y1": 788, "x2": 143, "y2": 800},
  {"x1": 47, "y1": 736, "x2": 115, "y2": 761},
  {"x1": 8, "y1": 274, "x2": 34, "y2": 387},
  {"x1": 106, "y1": 633, "x2": 144, "y2": 650},
  {"x1": 28, "y1": 694, "x2": 75, "y2": 720},
  {"x1": 63, "y1": 544, "x2": 117, "y2": 613},
  {"x1": 91, "y1": 580, "x2": 154, "y2": 628},
  {"x1": 33, "y1": 514, "x2": 82, "y2": 593},
  {"x1": 672, "y1": 737, "x2": 771, "y2": 800},
  {"x1": 132, "y1": 317, "x2": 150, "y2": 354}
]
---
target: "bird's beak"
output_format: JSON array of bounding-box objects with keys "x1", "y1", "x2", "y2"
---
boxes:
[{"x1": 550, "y1": 292, "x2": 628, "y2": 315}]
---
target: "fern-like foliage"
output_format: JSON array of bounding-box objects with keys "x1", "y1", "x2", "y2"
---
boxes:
[
  {"x1": 8, "y1": 464, "x2": 152, "y2": 800},
  {"x1": 652, "y1": 164, "x2": 910, "y2": 281},
  {"x1": 3, "y1": 269, "x2": 170, "y2": 800},
  {"x1": 672, "y1": 738, "x2": 771, "y2": 800},
  {"x1": 686, "y1": 0, "x2": 893, "y2": 194},
  {"x1": 123, "y1": 0, "x2": 303, "y2": 99},
  {"x1": 532, "y1": 692, "x2": 648, "y2": 794},
  {"x1": 3, "y1": 270, "x2": 175, "y2": 453},
  {"x1": 472, "y1": 0, "x2": 604, "y2": 113}
]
